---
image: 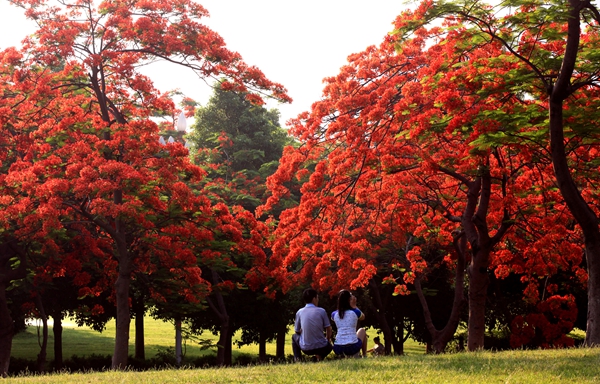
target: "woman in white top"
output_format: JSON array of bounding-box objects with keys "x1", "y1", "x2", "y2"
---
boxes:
[{"x1": 331, "y1": 289, "x2": 367, "y2": 357}]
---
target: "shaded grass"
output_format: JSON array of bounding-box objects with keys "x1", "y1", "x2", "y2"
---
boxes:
[
  {"x1": 12, "y1": 318, "x2": 426, "y2": 362},
  {"x1": 5, "y1": 348, "x2": 600, "y2": 383}
]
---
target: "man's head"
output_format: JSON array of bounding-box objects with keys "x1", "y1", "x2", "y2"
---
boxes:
[
  {"x1": 373, "y1": 336, "x2": 381, "y2": 344},
  {"x1": 302, "y1": 288, "x2": 318, "y2": 304}
]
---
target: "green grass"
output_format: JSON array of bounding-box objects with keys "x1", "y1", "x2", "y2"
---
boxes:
[
  {"x1": 12, "y1": 318, "x2": 426, "y2": 362},
  {"x1": 5, "y1": 348, "x2": 600, "y2": 383}
]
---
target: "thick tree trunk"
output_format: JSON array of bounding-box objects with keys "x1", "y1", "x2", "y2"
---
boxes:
[
  {"x1": 453, "y1": 166, "x2": 510, "y2": 351},
  {"x1": 0, "y1": 285, "x2": 14, "y2": 377},
  {"x1": 0, "y1": 239, "x2": 27, "y2": 377},
  {"x1": 216, "y1": 320, "x2": 233, "y2": 366},
  {"x1": 52, "y1": 312, "x2": 63, "y2": 370},
  {"x1": 466, "y1": 250, "x2": 490, "y2": 350},
  {"x1": 258, "y1": 332, "x2": 267, "y2": 362},
  {"x1": 276, "y1": 324, "x2": 286, "y2": 360},
  {"x1": 35, "y1": 295, "x2": 48, "y2": 373},
  {"x1": 585, "y1": 240, "x2": 600, "y2": 345},
  {"x1": 112, "y1": 272, "x2": 131, "y2": 368},
  {"x1": 112, "y1": 235, "x2": 132, "y2": 369},
  {"x1": 134, "y1": 297, "x2": 145, "y2": 360}
]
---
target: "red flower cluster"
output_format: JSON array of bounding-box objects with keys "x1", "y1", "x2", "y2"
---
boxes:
[{"x1": 510, "y1": 295, "x2": 577, "y2": 349}]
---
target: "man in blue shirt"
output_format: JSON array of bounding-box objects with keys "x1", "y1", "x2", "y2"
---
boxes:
[{"x1": 292, "y1": 288, "x2": 333, "y2": 361}]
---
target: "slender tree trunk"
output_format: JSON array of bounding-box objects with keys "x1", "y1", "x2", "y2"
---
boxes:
[
  {"x1": 384, "y1": 309, "x2": 405, "y2": 355},
  {"x1": 52, "y1": 312, "x2": 63, "y2": 370},
  {"x1": 207, "y1": 270, "x2": 232, "y2": 366},
  {"x1": 546, "y1": 0, "x2": 600, "y2": 346},
  {"x1": 276, "y1": 324, "x2": 286, "y2": 360},
  {"x1": 394, "y1": 319, "x2": 404, "y2": 356},
  {"x1": 368, "y1": 280, "x2": 396, "y2": 355},
  {"x1": 415, "y1": 233, "x2": 466, "y2": 353},
  {"x1": 35, "y1": 295, "x2": 48, "y2": 373},
  {"x1": 550, "y1": 96, "x2": 600, "y2": 343},
  {"x1": 134, "y1": 297, "x2": 145, "y2": 360},
  {"x1": 175, "y1": 317, "x2": 182, "y2": 366}
]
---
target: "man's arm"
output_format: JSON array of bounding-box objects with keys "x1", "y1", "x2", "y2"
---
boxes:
[
  {"x1": 325, "y1": 325, "x2": 332, "y2": 343},
  {"x1": 294, "y1": 311, "x2": 302, "y2": 334}
]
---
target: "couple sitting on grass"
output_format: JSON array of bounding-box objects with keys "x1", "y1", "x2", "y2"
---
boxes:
[{"x1": 292, "y1": 288, "x2": 370, "y2": 361}]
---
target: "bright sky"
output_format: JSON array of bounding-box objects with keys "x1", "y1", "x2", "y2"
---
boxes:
[{"x1": 0, "y1": 0, "x2": 408, "y2": 126}]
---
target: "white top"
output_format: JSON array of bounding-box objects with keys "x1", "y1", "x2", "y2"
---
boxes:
[{"x1": 332, "y1": 308, "x2": 362, "y2": 345}]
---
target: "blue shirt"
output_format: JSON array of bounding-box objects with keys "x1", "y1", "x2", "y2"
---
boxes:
[{"x1": 294, "y1": 304, "x2": 331, "y2": 350}]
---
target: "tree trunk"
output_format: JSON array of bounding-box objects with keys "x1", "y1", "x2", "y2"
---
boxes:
[
  {"x1": 216, "y1": 319, "x2": 233, "y2": 366},
  {"x1": 415, "y1": 232, "x2": 466, "y2": 353},
  {"x1": 384, "y1": 309, "x2": 405, "y2": 355},
  {"x1": 134, "y1": 297, "x2": 145, "y2": 360},
  {"x1": 0, "y1": 285, "x2": 14, "y2": 377},
  {"x1": 175, "y1": 318, "x2": 182, "y2": 366},
  {"x1": 0, "y1": 239, "x2": 27, "y2": 377},
  {"x1": 393, "y1": 319, "x2": 404, "y2": 356},
  {"x1": 52, "y1": 311, "x2": 63, "y2": 370},
  {"x1": 35, "y1": 295, "x2": 48, "y2": 373},
  {"x1": 276, "y1": 324, "x2": 286, "y2": 360},
  {"x1": 466, "y1": 249, "x2": 490, "y2": 351},
  {"x1": 258, "y1": 332, "x2": 267, "y2": 362},
  {"x1": 207, "y1": 269, "x2": 232, "y2": 366},
  {"x1": 368, "y1": 280, "x2": 396, "y2": 355},
  {"x1": 415, "y1": 275, "x2": 464, "y2": 353},
  {"x1": 112, "y1": 234, "x2": 132, "y2": 369},
  {"x1": 585, "y1": 240, "x2": 600, "y2": 345},
  {"x1": 453, "y1": 166, "x2": 510, "y2": 351},
  {"x1": 547, "y1": 0, "x2": 600, "y2": 346}
]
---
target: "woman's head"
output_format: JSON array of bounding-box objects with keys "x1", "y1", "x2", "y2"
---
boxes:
[{"x1": 337, "y1": 289, "x2": 353, "y2": 319}]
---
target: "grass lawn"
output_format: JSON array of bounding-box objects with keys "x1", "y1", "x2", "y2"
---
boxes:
[
  {"x1": 5, "y1": 348, "x2": 600, "y2": 383},
  {"x1": 12, "y1": 317, "x2": 426, "y2": 362}
]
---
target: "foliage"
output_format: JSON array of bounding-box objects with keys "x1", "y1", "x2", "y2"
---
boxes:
[
  {"x1": 182, "y1": 86, "x2": 295, "y2": 364},
  {"x1": 393, "y1": 0, "x2": 600, "y2": 346},
  {"x1": 510, "y1": 294, "x2": 577, "y2": 349},
  {"x1": 261, "y1": 3, "x2": 585, "y2": 352},
  {"x1": 0, "y1": 0, "x2": 290, "y2": 371}
]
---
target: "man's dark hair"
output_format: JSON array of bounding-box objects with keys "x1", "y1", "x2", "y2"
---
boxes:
[{"x1": 302, "y1": 288, "x2": 318, "y2": 304}]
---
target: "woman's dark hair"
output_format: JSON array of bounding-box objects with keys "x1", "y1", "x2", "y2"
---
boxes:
[{"x1": 336, "y1": 289, "x2": 352, "y2": 319}]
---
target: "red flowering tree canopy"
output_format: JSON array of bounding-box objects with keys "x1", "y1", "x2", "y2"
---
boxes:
[
  {"x1": 0, "y1": 0, "x2": 288, "y2": 369},
  {"x1": 260, "y1": 5, "x2": 586, "y2": 303}
]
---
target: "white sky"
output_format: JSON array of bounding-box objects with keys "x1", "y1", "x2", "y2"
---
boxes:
[{"x1": 0, "y1": 0, "x2": 408, "y2": 126}]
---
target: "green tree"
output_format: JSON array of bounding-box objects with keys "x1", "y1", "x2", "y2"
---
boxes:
[
  {"x1": 188, "y1": 85, "x2": 291, "y2": 212},
  {"x1": 185, "y1": 86, "x2": 294, "y2": 364}
]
